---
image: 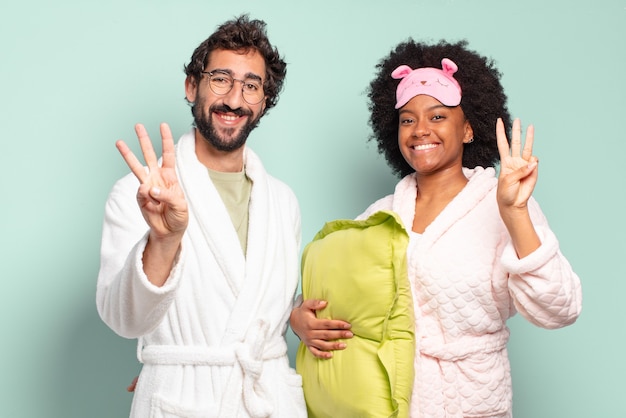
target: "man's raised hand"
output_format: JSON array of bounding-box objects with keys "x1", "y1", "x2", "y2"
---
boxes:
[{"x1": 116, "y1": 123, "x2": 188, "y2": 240}]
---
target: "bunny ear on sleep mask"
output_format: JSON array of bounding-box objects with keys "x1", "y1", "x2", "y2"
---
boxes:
[{"x1": 392, "y1": 58, "x2": 462, "y2": 108}]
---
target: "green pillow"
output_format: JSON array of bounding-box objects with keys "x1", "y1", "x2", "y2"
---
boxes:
[{"x1": 296, "y1": 210, "x2": 415, "y2": 418}]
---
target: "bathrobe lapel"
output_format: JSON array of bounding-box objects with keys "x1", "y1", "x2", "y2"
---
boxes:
[
  {"x1": 392, "y1": 167, "x2": 497, "y2": 250},
  {"x1": 222, "y1": 147, "x2": 279, "y2": 344},
  {"x1": 176, "y1": 131, "x2": 290, "y2": 346},
  {"x1": 176, "y1": 131, "x2": 246, "y2": 297}
]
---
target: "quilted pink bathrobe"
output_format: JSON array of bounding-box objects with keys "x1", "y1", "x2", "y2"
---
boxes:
[{"x1": 358, "y1": 166, "x2": 582, "y2": 418}]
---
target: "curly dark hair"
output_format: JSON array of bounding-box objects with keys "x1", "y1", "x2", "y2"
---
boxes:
[
  {"x1": 184, "y1": 14, "x2": 287, "y2": 113},
  {"x1": 367, "y1": 39, "x2": 512, "y2": 178}
]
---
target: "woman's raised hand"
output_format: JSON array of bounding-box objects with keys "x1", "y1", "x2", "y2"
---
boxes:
[
  {"x1": 496, "y1": 118, "x2": 538, "y2": 211},
  {"x1": 495, "y1": 118, "x2": 542, "y2": 258}
]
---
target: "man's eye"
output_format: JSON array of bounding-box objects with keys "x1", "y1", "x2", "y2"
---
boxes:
[
  {"x1": 243, "y1": 82, "x2": 261, "y2": 91},
  {"x1": 212, "y1": 76, "x2": 230, "y2": 85}
]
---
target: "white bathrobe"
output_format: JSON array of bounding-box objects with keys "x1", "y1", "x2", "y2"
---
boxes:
[{"x1": 96, "y1": 130, "x2": 307, "y2": 418}]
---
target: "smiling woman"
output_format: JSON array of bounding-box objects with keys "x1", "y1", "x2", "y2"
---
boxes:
[
  {"x1": 397, "y1": 95, "x2": 472, "y2": 187},
  {"x1": 290, "y1": 39, "x2": 582, "y2": 418}
]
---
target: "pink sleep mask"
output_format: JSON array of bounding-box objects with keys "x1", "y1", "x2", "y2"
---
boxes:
[{"x1": 392, "y1": 58, "x2": 462, "y2": 108}]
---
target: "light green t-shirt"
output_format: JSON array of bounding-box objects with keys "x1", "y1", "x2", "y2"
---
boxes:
[{"x1": 207, "y1": 167, "x2": 252, "y2": 255}]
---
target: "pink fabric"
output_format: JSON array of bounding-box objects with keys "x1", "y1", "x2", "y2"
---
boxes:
[
  {"x1": 358, "y1": 167, "x2": 582, "y2": 417},
  {"x1": 392, "y1": 58, "x2": 462, "y2": 108}
]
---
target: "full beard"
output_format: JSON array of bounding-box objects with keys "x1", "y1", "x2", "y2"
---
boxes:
[{"x1": 192, "y1": 102, "x2": 260, "y2": 152}]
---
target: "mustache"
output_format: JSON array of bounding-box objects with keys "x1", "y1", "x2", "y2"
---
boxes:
[{"x1": 209, "y1": 104, "x2": 252, "y2": 117}]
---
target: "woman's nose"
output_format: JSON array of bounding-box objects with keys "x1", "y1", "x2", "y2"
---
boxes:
[{"x1": 413, "y1": 119, "x2": 430, "y2": 137}]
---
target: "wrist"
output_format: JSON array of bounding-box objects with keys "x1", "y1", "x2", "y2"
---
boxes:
[
  {"x1": 499, "y1": 207, "x2": 541, "y2": 258},
  {"x1": 143, "y1": 232, "x2": 183, "y2": 287},
  {"x1": 498, "y1": 203, "x2": 529, "y2": 223},
  {"x1": 148, "y1": 230, "x2": 184, "y2": 248}
]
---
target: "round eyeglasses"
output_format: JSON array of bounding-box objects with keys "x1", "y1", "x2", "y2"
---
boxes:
[{"x1": 201, "y1": 71, "x2": 265, "y2": 105}]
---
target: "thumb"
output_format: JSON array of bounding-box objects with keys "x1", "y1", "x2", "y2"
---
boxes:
[
  {"x1": 149, "y1": 186, "x2": 163, "y2": 201},
  {"x1": 149, "y1": 185, "x2": 187, "y2": 213},
  {"x1": 301, "y1": 299, "x2": 328, "y2": 311},
  {"x1": 506, "y1": 159, "x2": 538, "y2": 183},
  {"x1": 522, "y1": 159, "x2": 538, "y2": 178}
]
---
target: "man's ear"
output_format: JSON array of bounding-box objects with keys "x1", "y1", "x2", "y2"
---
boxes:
[{"x1": 185, "y1": 76, "x2": 198, "y2": 103}]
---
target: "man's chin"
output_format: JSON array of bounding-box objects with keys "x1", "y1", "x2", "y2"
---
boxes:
[
  {"x1": 195, "y1": 116, "x2": 258, "y2": 152},
  {"x1": 199, "y1": 131, "x2": 247, "y2": 152}
]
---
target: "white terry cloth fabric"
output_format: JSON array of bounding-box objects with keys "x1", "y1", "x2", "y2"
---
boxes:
[
  {"x1": 359, "y1": 166, "x2": 582, "y2": 418},
  {"x1": 96, "y1": 129, "x2": 306, "y2": 417}
]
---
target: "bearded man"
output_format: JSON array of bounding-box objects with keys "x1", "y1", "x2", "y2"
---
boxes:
[{"x1": 96, "y1": 15, "x2": 306, "y2": 418}]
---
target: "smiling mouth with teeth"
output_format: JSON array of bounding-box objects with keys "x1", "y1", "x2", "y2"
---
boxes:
[
  {"x1": 217, "y1": 113, "x2": 243, "y2": 122},
  {"x1": 412, "y1": 143, "x2": 438, "y2": 150}
]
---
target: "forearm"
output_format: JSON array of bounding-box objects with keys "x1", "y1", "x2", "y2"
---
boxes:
[
  {"x1": 97, "y1": 235, "x2": 181, "y2": 338},
  {"x1": 143, "y1": 232, "x2": 184, "y2": 287},
  {"x1": 500, "y1": 206, "x2": 541, "y2": 259},
  {"x1": 97, "y1": 181, "x2": 181, "y2": 337}
]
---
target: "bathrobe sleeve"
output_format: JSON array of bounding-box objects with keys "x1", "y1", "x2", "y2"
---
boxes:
[
  {"x1": 501, "y1": 197, "x2": 582, "y2": 329},
  {"x1": 96, "y1": 172, "x2": 185, "y2": 339}
]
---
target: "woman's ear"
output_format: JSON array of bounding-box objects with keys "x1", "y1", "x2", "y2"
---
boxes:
[{"x1": 463, "y1": 120, "x2": 474, "y2": 143}]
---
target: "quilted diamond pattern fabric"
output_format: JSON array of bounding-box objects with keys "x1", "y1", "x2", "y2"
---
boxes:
[{"x1": 358, "y1": 167, "x2": 582, "y2": 417}]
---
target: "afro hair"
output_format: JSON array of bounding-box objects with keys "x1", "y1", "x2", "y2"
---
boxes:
[{"x1": 367, "y1": 39, "x2": 512, "y2": 178}]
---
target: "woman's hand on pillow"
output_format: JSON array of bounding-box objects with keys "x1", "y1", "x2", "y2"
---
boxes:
[{"x1": 290, "y1": 299, "x2": 353, "y2": 359}]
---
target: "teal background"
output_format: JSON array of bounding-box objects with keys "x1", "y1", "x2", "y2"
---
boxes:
[{"x1": 1, "y1": 0, "x2": 624, "y2": 417}]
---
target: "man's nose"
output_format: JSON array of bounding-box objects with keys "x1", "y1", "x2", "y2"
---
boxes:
[{"x1": 222, "y1": 81, "x2": 245, "y2": 109}]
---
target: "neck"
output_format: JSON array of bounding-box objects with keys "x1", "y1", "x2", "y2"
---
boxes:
[
  {"x1": 414, "y1": 167, "x2": 468, "y2": 201},
  {"x1": 410, "y1": 167, "x2": 468, "y2": 233},
  {"x1": 194, "y1": 132, "x2": 245, "y2": 173}
]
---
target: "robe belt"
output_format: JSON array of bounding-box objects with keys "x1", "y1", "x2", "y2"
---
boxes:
[
  {"x1": 417, "y1": 327, "x2": 510, "y2": 418},
  {"x1": 139, "y1": 321, "x2": 284, "y2": 418},
  {"x1": 418, "y1": 327, "x2": 510, "y2": 361},
  {"x1": 138, "y1": 339, "x2": 286, "y2": 366}
]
